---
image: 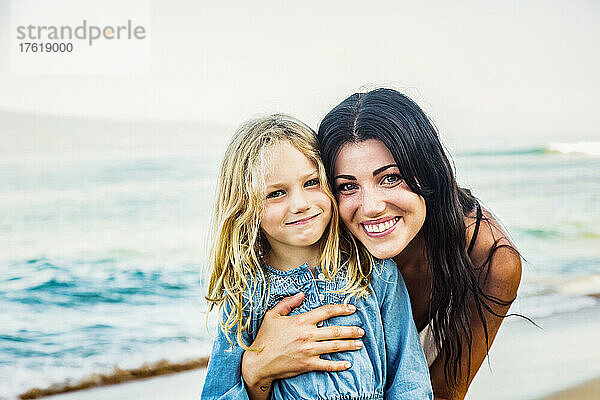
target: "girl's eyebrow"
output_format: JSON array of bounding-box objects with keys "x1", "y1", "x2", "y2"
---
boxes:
[
  {"x1": 335, "y1": 164, "x2": 398, "y2": 181},
  {"x1": 300, "y1": 170, "x2": 319, "y2": 180},
  {"x1": 266, "y1": 170, "x2": 318, "y2": 187}
]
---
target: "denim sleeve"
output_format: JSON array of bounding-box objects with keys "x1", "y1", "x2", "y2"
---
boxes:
[
  {"x1": 200, "y1": 306, "x2": 251, "y2": 400},
  {"x1": 373, "y1": 259, "x2": 434, "y2": 400}
]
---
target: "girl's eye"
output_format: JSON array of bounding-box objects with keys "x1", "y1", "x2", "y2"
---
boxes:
[
  {"x1": 381, "y1": 174, "x2": 402, "y2": 185},
  {"x1": 266, "y1": 189, "x2": 285, "y2": 199},
  {"x1": 337, "y1": 182, "x2": 358, "y2": 193},
  {"x1": 304, "y1": 178, "x2": 319, "y2": 188}
]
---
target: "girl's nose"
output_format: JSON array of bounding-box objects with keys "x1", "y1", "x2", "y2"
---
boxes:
[
  {"x1": 290, "y1": 191, "x2": 310, "y2": 213},
  {"x1": 360, "y1": 190, "x2": 385, "y2": 217}
]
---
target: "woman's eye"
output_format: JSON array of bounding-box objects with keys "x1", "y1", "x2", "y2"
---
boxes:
[
  {"x1": 266, "y1": 190, "x2": 285, "y2": 199},
  {"x1": 304, "y1": 178, "x2": 319, "y2": 188},
  {"x1": 381, "y1": 174, "x2": 402, "y2": 185},
  {"x1": 337, "y1": 182, "x2": 358, "y2": 193}
]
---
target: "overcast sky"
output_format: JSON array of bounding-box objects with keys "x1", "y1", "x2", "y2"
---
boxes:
[{"x1": 1, "y1": 0, "x2": 599, "y2": 141}]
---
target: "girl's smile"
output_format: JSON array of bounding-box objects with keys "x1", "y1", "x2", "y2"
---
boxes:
[
  {"x1": 286, "y1": 213, "x2": 320, "y2": 225},
  {"x1": 261, "y1": 141, "x2": 332, "y2": 268}
]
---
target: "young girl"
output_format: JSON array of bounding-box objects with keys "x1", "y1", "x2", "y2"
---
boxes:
[{"x1": 201, "y1": 114, "x2": 433, "y2": 400}]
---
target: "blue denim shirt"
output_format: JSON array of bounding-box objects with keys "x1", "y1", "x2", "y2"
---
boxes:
[{"x1": 201, "y1": 259, "x2": 433, "y2": 400}]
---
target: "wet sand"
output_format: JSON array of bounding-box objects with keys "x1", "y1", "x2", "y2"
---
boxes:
[
  {"x1": 540, "y1": 377, "x2": 600, "y2": 400},
  {"x1": 31, "y1": 369, "x2": 206, "y2": 400},
  {"x1": 466, "y1": 302, "x2": 600, "y2": 399}
]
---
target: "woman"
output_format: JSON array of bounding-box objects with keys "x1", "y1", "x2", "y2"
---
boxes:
[{"x1": 240, "y1": 89, "x2": 522, "y2": 399}]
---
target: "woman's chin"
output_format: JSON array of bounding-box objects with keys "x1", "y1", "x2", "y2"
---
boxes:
[{"x1": 363, "y1": 243, "x2": 401, "y2": 260}]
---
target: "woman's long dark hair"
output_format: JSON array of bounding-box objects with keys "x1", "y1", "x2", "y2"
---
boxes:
[{"x1": 317, "y1": 88, "x2": 516, "y2": 384}]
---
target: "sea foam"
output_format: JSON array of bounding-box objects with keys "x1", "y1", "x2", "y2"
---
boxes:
[{"x1": 545, "y1": 141, "x2": 600, "y2": 156}]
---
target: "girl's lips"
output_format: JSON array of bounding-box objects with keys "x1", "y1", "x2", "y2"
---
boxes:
[
  {"x1": 361, "y1": 216, "x2": 400, "y2": 237},
  {"x1": 287, "y1": 214, "x2": 319, "y2": 225}
]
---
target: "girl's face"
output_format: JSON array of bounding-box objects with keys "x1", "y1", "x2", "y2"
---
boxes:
[
  {"x1": 261, "y1": 141, "x2": 332, "y2": 260},
  {"x1": 333, "y1": 139, "x2": 426, "y2": 259}
]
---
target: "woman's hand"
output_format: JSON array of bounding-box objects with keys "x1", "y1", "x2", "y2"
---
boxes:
[{"x1": 241, "y1": 292, "x2": 365, "y2": 398}]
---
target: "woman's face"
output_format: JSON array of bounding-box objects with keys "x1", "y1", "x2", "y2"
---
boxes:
[{"x1": 333, "y1": 139, "x2": 426, "y2": 259}]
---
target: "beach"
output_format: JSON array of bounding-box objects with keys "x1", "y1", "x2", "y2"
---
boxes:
[
  {"x1": 2, "y1": 113, "x2": 599, "y2": 400},
  {"x1": 30, "y1": 298, "x2": 600, "y2": 400},
  {"x1": 466, "y1": 299, "x2": 600, "y2": 399},
  {"x1": 542, "y1": 378, "x2": 600, "y2": 400},
  {"x1": 2, "y1": 134, "x2": 599, "y2": 400},
  {"x1": 32, "y1": 369, "x2": 206, "y2": 400},
  {"x1": 2, "y1": 1, "x2": 599, "y2": 399}
]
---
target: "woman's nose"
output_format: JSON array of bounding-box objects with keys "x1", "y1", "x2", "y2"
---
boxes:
[{"x1": 360, "y1": 189, "x2": 385, "y2": 217}]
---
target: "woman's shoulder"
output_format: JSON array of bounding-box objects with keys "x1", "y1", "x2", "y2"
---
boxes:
[{"x1": 464, "y1": 205, "x2": 522, "y2": 299}]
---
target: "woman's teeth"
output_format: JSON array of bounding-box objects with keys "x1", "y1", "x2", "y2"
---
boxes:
[{"x1": 363, "y1": 217, "x2": 399, "y2": 233}]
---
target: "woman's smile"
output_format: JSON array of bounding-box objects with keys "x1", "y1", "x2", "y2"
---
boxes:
[{"x1": 361, "y1": 216, "x2": 401, "y2": 236}]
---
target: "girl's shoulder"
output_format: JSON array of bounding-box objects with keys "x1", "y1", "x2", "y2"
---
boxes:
[
  {"x1": 225, "y1": 269, "x2": 269, "y2": 320},
  {"x1": 372, "y1": 258, "x2": 399, "y2": 277},
  {"x1": 464, "y1": 205, "x2": 522, "y2": 300},
  {"x1": 369, "y1": 258, "x2": 405, "y2": 293}
]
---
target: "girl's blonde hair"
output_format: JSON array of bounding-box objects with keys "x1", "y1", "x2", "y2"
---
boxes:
[{"x1": 206, "y1": 114, "x2": 372, "y2": 349}]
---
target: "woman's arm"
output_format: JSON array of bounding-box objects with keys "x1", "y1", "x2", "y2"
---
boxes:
[
  {"x1": 429, "y1": 211, "x2": 522, "y2": 399},
  {"x1": 241, "y1": 292, "x2": 366, "y2": 399}
]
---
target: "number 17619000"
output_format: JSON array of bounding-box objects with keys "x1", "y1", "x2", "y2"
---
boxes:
[{"x1": 19, "y1": 42, "x2": 73, "y2": 52}]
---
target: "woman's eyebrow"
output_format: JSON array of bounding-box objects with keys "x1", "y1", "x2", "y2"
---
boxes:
[
  {"x1": 334, "y1": 164, "x2": 398, "y2": 180},
  {"x1": 372, "y1": 164, "x2": 397, "y2": 176},
  {"x1": 334, "y1": 174, "x2": 355, "y2": 181}
]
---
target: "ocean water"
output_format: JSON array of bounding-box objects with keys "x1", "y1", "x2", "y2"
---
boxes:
[{"x1": 1, "y1": 133, "x2": 599, "y2": 399}]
